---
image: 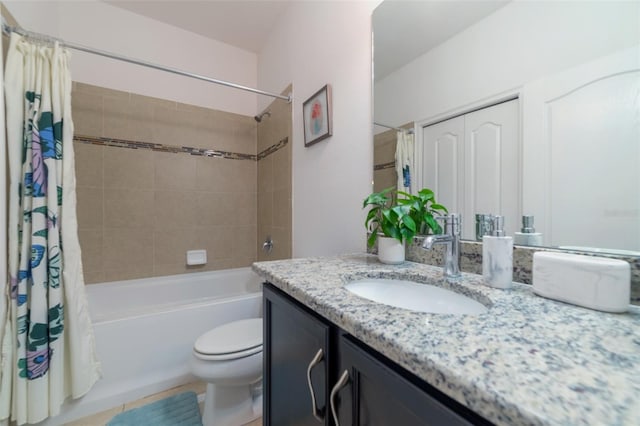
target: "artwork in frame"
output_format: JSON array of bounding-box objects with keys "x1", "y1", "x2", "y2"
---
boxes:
[{"x1": 303, "y1": 84, "x2": 332, "y2": 147}]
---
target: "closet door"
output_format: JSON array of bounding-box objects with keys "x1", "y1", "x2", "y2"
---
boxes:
[
  {"x1": 421, "y1": 116, "x2": 465, "y2": 217},
  {"x1": 463, "y1": 99, "x2": 520, "y2": 239}
]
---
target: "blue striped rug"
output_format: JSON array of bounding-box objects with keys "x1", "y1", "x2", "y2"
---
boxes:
[{"x1": 107, "y1": 391, "x2": 202, "y2": 426}]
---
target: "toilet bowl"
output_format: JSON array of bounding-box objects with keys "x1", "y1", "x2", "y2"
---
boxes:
[{"x1": 190, "y1": 318, "x2": 263, "y2": 426}]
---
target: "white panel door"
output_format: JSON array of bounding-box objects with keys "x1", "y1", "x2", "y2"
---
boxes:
[
  {"x1": 463, "y1": 100, "x2": 520, "y2": 239},
  {"x1": 421, "y1": 116, "x2": 465, "y2": 217},
  {"x1": 523, "y1": 46, "x2": 640, "y2": 250}
]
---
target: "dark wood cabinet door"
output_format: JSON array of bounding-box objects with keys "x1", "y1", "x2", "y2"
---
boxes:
[
  {"x1": 264, "y1": 284, "x2": 332, "y2": 426},
  {"x1": 335, "y1": 334, "x2": 490, "y2": 426}
]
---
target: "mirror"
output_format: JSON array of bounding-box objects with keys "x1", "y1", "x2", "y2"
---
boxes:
[{"x1": 373, "y1": 0, "x2": 640, "y2": 255}]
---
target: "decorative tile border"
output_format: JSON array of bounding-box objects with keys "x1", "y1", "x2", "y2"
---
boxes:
[
  {"x1": 74, "y1": 135, "x2": 288, "y2": 161},
  {"x1": 374, "y1": 161, "x2": 395, "y2": 171},
  {"x1": 258, "y1": 137, "x2": 289, "y2": 160}
]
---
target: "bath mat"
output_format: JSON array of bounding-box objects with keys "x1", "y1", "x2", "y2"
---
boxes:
[{"x1": 106, "y1": 391, "x2": 202, "y2": 426}]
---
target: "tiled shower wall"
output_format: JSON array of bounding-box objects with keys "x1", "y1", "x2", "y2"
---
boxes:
[
  {"x1": 72, "y1": 82, "x2": 258, "y2": 283},
  {"x1": 257, "y1": 85, "x2": 293, "y2": 261}
]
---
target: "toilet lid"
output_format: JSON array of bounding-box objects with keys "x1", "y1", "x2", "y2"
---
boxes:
[{"x1": 194, "y1": 318, "x2": 263, "y2": 355}]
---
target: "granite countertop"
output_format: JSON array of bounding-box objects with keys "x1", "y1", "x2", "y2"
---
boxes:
[{"x1": 252, "y1": 254, "x2": 640, "y2": 426}]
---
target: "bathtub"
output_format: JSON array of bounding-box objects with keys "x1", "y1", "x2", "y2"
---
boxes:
[{"x1": 41, "y1": 267, "x2": 262, "y2": 425}]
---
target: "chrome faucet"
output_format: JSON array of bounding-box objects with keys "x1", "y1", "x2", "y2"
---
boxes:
[{"x1": 422, "y1": 213, "x2": 461, "y2": 280}]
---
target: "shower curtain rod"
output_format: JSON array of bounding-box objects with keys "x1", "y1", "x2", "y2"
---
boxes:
[
  {"x1": 374, "y1": 122, "x2": 414, "y2": 134},
  {"x1": 1, "y1": 20, "x2": 292, "y2": 103}
]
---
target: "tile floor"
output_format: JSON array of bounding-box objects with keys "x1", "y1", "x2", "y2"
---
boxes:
[{"x1": 65, "y1": 381, "x2": 263, "y2": 425}]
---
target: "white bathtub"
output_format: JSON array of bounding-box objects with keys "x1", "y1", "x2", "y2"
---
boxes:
[{"x1": 41, "y1": 267, "x2": 263, "y2": 425}]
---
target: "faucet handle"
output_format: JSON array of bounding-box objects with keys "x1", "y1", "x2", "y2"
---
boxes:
[
  {"x1": 492, "y1": 215, "x2": 505, "y2": 237},
  {"x1": 447, "y1": 213, "x2": 461, "y2": 223},
  {"x1": 435, "y1": 213, "x2": 460, "y2": 223},
  {"x1": 475, "y1": 214, "x2": 494, "y2": 241},
  {"x1": 435, "y1": 213, "x2": 461, "y2": 235}
]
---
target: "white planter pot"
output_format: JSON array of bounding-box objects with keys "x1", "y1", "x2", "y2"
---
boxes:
[{"x1": 378, "y1": 237, "x2": 405, "y2": 264}]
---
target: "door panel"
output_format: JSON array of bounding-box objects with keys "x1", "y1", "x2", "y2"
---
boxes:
[
  {"x1": 523, "y1": 46, "x2": 640, "y2": 250},
  {"x1": 464, "y1": 100, "x2": 520, "y2": 239},
  {"x1": 422, "y1": 116, "x2": 465, "y2": 216}
]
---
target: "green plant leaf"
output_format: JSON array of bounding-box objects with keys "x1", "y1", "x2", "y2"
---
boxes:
[
  {"x1": 401, "y1": 215, "x2": 416, "y2": 232},
  {"x1": 424, "y1": 215, "x2": 440, "y2": 233},
  {"x1": 430, "y1": 203, "x2": 448, "y2": 213},
  {"x1": 391, "y1": 204, "x2": 411, "y2": 216},
  {"x1": 381, "y1": 221, "x2": 401, "y2": 241},
  {"x1": 400, "y1": 227, "x2": 414, "y2": 241},
  {"x1": 418, "y1": 188, "x2": 435, "y2": 199},
  {"x1": 367, "y1": 229, "x2": 379, "y2": 248},
  {"x1": 363, "y1": 187, "x2": 394, "y2": 208},
  {"x1": 365, "y1": 208, "x2": 379, "y2": 229},
  {"x1": 381, "y1": 208, "x2": 393, "y2": 222}
]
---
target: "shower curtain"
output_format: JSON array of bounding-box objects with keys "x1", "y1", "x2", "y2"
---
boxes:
[
  {"x1": 395, "y1": 130, "x2": 416, "y2": 194},
  {"x1": 0, "y1": 33, "x2": 101, "y2": 425}
]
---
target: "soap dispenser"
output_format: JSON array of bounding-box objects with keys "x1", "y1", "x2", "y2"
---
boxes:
[
  {"x1": 482, "y1": 215, "x2": 513, "y2": 289},
  {"x1": 514, "y1": 215, "x2": 543, "y2": 246}
]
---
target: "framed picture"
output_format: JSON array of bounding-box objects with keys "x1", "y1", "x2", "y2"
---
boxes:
[{"x1": 303, "y1": 84, "x2": 332, "y2": 147}]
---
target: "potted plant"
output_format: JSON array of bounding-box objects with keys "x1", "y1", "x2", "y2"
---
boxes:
[
  {"x1": 363, "y1": 187, "x2": 417, "y2": 264},
  {"x1": 397, "y1": 188, "x2": 448, "y2": 236}
]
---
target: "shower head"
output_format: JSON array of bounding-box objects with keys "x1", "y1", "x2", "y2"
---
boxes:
[{"x1": 254, "y1": 110, "x2": 271, "y2": 123}]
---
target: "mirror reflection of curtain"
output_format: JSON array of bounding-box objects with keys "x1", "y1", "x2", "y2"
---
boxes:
[{"x1": 395, "y1": 130, "x2": 416, "y2": 194}]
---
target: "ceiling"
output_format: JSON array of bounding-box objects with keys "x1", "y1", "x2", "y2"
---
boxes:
[
  {"x1": 105, "y1": 0, "x2": 510, "y2": 68},
  {"x1": 104, "y1": 0, "x2": 292, "y2": 53},
  {"x1": 373, "y1": 0, "x2": 510, "y2": 81}
]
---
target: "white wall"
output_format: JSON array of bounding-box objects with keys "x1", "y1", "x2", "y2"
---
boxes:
[
  {"x1": 375, "y1": 0, "x2": 640, "y2": 126},
  {"x1": 4, "y1": 0, "x2": 258, "y2": 116},
  {"x1": 258, "y1": 1, "x2": 379, "y2": 257}
]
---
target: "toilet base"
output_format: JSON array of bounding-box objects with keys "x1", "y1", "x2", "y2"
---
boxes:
[{"x1": 201, "y1": 381, "x2": 263, "y2": 426}]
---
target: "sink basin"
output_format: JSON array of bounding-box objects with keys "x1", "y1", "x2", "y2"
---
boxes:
[{"x1": 345, "y1": 279, "x2": 487, "y2": 315}]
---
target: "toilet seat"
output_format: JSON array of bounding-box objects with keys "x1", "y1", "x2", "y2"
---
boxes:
[{"x1": 194, "y1": 318, "x2": 263, "y2": 361}]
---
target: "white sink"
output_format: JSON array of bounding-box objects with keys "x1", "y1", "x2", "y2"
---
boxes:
[{"x1": 345, "y1": 278, "x2": 488, "y2": 315}]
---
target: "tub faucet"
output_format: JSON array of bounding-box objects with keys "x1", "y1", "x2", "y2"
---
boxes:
[{"x1": 422, "y1": 213, "x2": 461, "y2": 280}]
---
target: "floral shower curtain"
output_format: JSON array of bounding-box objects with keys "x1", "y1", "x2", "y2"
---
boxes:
[{"x1": 0, "y1": 33, "x2": 101, "y2": 425}]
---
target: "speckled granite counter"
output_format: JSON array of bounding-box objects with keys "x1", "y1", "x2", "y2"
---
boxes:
[{"x1": 253, "y1": 254, "x2": 640, "y2": 426}]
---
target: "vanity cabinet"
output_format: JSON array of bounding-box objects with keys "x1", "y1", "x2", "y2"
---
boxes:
[
  {"x1": 263, "y1": 283, "x2": 335, "y2": 425},
  {"x1": 264, "y1": 283, "x2": 492, "y2": 426},
  {"x1": 334, "y1": 334, "x2": 485, "y2": 426}
]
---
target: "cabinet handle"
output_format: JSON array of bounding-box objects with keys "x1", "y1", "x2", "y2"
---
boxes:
[
  {"x1": 306, "y1": 348, "x2": 324, "y2": 422},
  {"x1": 330, "y1": 370, "x2": 350, "y2": 426}
]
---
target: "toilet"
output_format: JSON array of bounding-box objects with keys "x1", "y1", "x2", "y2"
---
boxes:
[{"x1": 190, "y1": 318, "x2": 263, "y2": 426}]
